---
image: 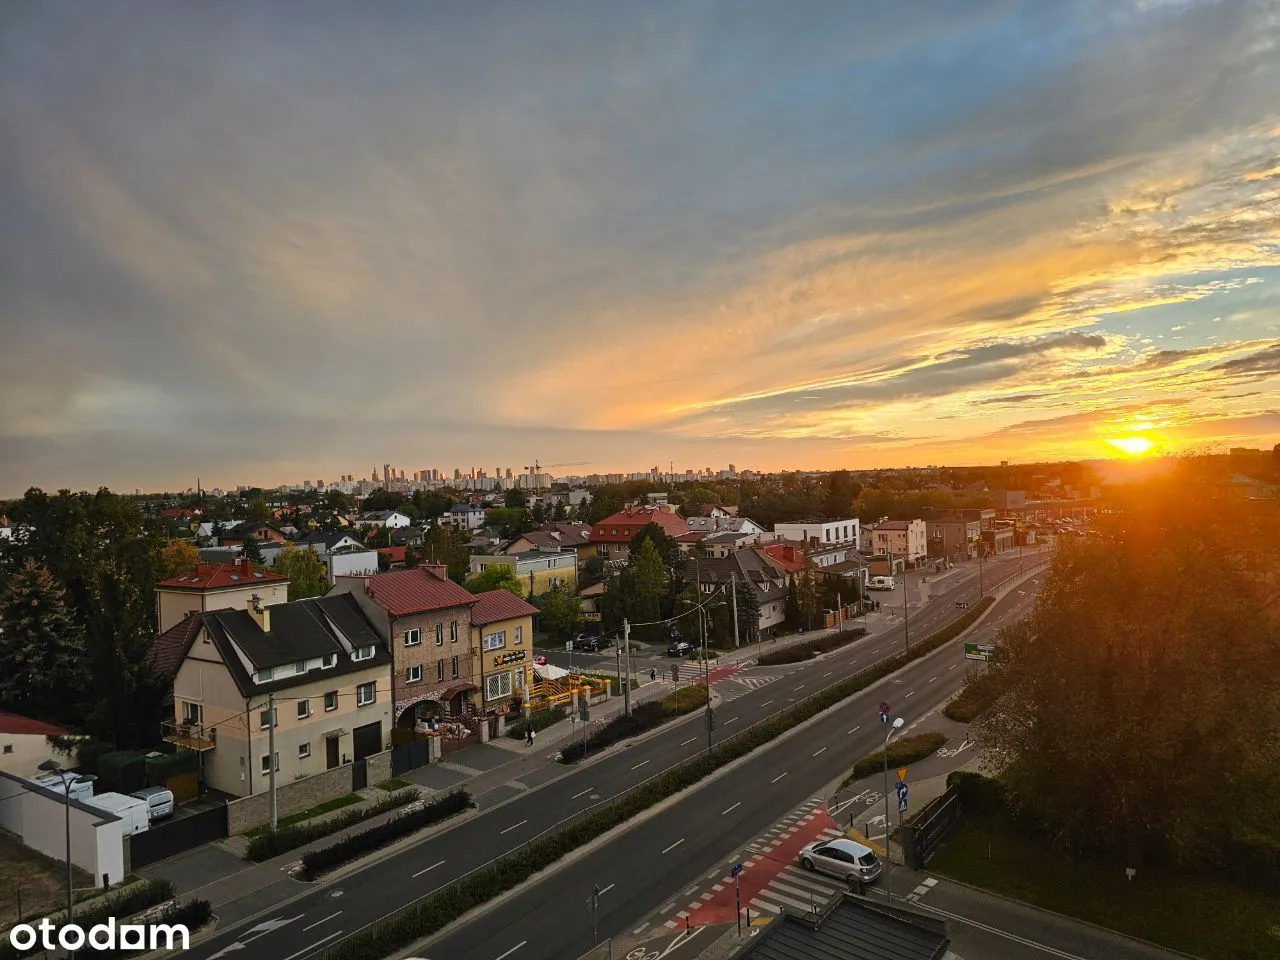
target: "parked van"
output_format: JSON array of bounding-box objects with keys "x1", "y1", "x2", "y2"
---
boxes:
[
  {"x1": 129, "y1": 786, "x2": 175, "y2": 822},
  {"x1": 86, "y1": 792, "x2": 150, "y2": 835},
  {"x1": 868, "y1": 576, "x2": 896, "y2": 591},
  {"x1": 29, "y1": 773, "x2": 95, "y2": 803}
]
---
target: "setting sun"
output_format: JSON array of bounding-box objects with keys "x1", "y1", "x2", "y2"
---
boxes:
[{"x1": 1107, "y1": 436, "x2": 1155, "y2": 456}]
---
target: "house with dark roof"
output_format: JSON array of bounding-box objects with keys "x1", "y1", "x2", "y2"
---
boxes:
[
  {"x1": 216, "y1": 520, "x2": 288, "y2": 547},
  {"x1": 157, "y1": 593, "x2": 393, "y2": 799},
  {"x1": 155, "y1": 558, "x2": 290, "y2": 633},
  {"x1": 685, "y1": 550, "x2": 788, "y2": 640},
  {"x1": 590, "y1": 506, "x2": 691, "y2": 562},
  {"x1": 469, "y1": 550, "x2": 577, "y2": 598},
  {"x1": 439, "y1": 503, "x2": 486, "y2": 531},
  {"x1": 469, "y1": 590, "x2": 539, "y2": 717},
  {"x1": 357, "y1": 509, "x2": 413, "y2": 528},
  {"x1": 292, "y1": 530, "x2": 366, "y2": 558},
  {"x1": 686, "y1": 515, "x2": 765, "y2": 536},
  {"x1": 329, "y1": 566, "x2": 481, "y2": 727},
  {"x1": 728, "y1": 893, "x2": 952, "y2": 960},
  {"x1": 503, "y1": 522, "x2": 595, "y2": 566},
  {"x1": 0, "y1": 711, "x2": 76, "y2": 779}
]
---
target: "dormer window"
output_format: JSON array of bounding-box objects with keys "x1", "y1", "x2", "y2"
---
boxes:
[
  {"x1": 322, "y1": 654, "x2": 337, "y2": 669},
  {"x1": 351, "y1": 645, "x2": 375, "y2": 662},
  {"x1": 255, "y1": 668, "x2": 274, "y2": 683}
]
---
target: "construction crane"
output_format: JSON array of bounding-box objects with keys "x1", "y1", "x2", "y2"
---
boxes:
[{"x1": 523, "y1": 460, "x2": 590, "y2": 474}]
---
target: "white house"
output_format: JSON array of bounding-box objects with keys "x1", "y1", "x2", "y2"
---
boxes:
[
  {"x1": 685, "y1": 515, "x2": 766, "y2": 536},
  {"x1": 358, "y1": 510, "x2": 412, "y2": 528},
  {"x1": 865, "y1": 519, "x2": 928, "y2": 565},
  {"x1": 774, "y1": 519, "x2": 860, "y2": 548},
  {"x1": 440, "y1": 503, "x2": 486, "y2": 531},
  {"x1": 0, "y1": 711, "x2": 75, "y2": 779}
]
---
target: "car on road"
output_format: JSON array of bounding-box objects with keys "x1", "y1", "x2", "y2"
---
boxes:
[
  {"x1": 573, "y1": 633, "x2": 602, "y2": 652},
  {"x1": 667, "y1": 640, "x2": 693, "y2": 657},
  {"x1": 533, "y1": 655, "x2": 548, "y2": 666},
  {"x1": 798, "y1": 837, "x2": 882, "y2": 884}
]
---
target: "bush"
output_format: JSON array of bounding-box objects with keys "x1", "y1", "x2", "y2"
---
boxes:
[
  {"x1": 559, "y1": 685, "x2": 709, "y2": 763},
  {"x1": 74, "y1": 898, "x2": 212, "y2": 960},
  {"x1": 313, "y1": 595, "x2": 997, "y2": 960},
  {"x1": 758, "y1": 627, "x2": 866, "y2": 666},
  {"x1": 847, "y1": 732, "x2": 947, "y2": 783},
  {"x1": 145, "y1": 748, "x2": 198, "y2": 784},
  {"x1": 506, "y1": 706, "x2": 565, "y2": 740},
  {"x1": 96, "y1": 750, "x2": 147, "y2": 794},
  {"x1": 301, "y1": 791, "x2": 472, "y2": 879},
  {"x1": 943, "y1": 667, "x2": 1007, "y2": 723},
  {"x1": 0, "y1": 879, "x2": 176, "y2": 960},
  {"x1": 946, "y1": 770, "x2": 1006, "y2": 815},
  {"x1": 245, "y1": 790, "x2": 419, "y2": 862}
]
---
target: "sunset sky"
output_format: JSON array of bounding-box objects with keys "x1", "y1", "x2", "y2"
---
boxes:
[{"x1": 2, "y1": 1, "x2": 1278, "y2": 495}]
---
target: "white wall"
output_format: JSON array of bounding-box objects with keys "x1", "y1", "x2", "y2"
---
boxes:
[
  {"x1": 774, "y1": 520, "x2": 860, "y2": 547},
  {"x1": 329, "y1": 550, "x2": 379, "y2": 584},
  {"x1": 0, "y1": 773, "x2": 125, "y2": 888},
  {"x1": 0, "y1": 734, "x2": 78, "y2": 779}
]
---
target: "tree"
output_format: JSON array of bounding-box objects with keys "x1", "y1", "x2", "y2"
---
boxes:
[
  {"x1": 552, "y1": 501, "x2": 568, "y2": 521},
  {"x1": 487, "y1": 508, "x2": 533, "y2": 541},
  {"x1": 0, "y1": 561, "x2": 85, "y2": 727},
  {"x1": 504, "y1": 489, "x2": 527, "y2": 509},
  {"x1": 158, "y1": 540, "x2": 200, "y2": 579},
  {"x1": 628, "y1": 522, "x2": 682, "y2": 575},
  {"x1": 540, "y1": 582, "x2": 582, "y2": 642},
  {"x1": 624, "y1": 539, "x2": 667, "y2": 640},
  {"x1": 580, "y1": 553, "x2": 606, "y2": 588},
  {"x1": 531, "y1": 502, "x2": 548, "y2": 525},
  {"x1": 244, "y1": 498, "x2": 271, "y2": 523},
  {"x1": 730, "y1": 575, "x2": 761, "y2": 644},
  {"x1": 420, "y1": 524, "x2": 471, "y2": 583},
  {"x1": 403, "y1": 544, "x2": 420, "y2": 568},
  {"x1": 466, "y1": 565, "x2": 525, "y2": 597},
  {"x1": 585, "y1": 486, "x2": 626, "y2": 525},
  {"x1": 377, "y1": 551, "x2": 392, "y2": 572},
  {"x1": 362, "y1": 490, "x2": 407, "y2": 513},
  {"x1": 242, "y1": 535, "x2": 264, "y2": 564},
  {"x1": 274, "y1": 543, "x2": 329, "y2": 600},
  {"x1": 823, "y1": 470, "x2": 862, "y2": 518},
  {"x1": 795, "y1": 564, "x2": 822, "y2": 629}
]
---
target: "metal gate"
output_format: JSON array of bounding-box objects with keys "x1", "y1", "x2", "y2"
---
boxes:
[
  {"x1": 351, "y1": 759, "x2": 368, "y2": 791},
  {"x1": 129, "y1": 803, "x2": 229, "y2": 868},
  {"x1": 352, "y1": 721, "x2": 382, "y2": 762}
]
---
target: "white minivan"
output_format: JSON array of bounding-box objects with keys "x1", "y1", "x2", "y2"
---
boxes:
[
  {"x1": 868, "y1": 576, "x2": 896, "y2": 591},
  {"x1": 86, "y1": 792, "x2": 150, "y2": 835},
  {"x1": 29, "y1": 773, "x2": 95, "y2": 803},
  {"x1": 130, "y1": 786, "x2": 175, "y2": 822}
]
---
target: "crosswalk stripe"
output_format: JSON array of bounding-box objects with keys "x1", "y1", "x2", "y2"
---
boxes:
[
  {"x1": 755, "y1": 888, "x2": 815, "y2": 912},
  {"x1": 778, "y1": 868, "x2": 842, "y2": 895},
  {"x1": 748, "y1": 899, "x2": 780, "y2": 914},
  {"x1": 769, "y1": 879, "x2": 834, "y2": 906}
]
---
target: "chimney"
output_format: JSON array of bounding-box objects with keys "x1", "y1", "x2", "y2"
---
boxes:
[
  {"x1": 239, "y1": 557, "x2": 252, "y2": 577},
  {"x1": 423, "y1": 563, "x2": 448, "y2": 581},
  {"x1": 246, "y1": 594, "x2": 270, "y2": 633}
]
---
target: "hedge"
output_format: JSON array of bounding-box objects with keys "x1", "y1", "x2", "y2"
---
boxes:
[
  {"x1": 558, "y1": 685, "x2": 709, "y2": 763},
  {"x1": 758, "y1": 627, "x2": 867, "y2": 666},
  {"x1": 0, "y1": 879, "x2": 176, "y2": 960},
  {"x1": 314, "y1": 595, "x2": 996, "y2": 960},
  {"x1": 301, "y1": 791, "x2": 473, "y2": 879},
  {"x1": 505, "y1": 706, "x2": 566, "y2": 740},
  {"x1": 943, "y1": 667, "x2": 1007, "y2": 723},
  {"x1": 74, "y1": 899, "x2": 212, "y2": 959},
  {"x1": 846, "y1": 732, "x2": 947, "y2": 784},
  {"x1": 246, "y1": 789, "x2": 419, "y2": 862},
  {"x1": 946, "y1": 769, "x2": 1006, "y2": 815}
]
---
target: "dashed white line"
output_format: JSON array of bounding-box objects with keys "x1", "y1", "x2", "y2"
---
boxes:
[
  {"x1": 281, "y1": 932, "x2": 343, "y2": 960},
  {"x1": 632, "y1": 921, "x2": 651, "y2": 935},
  {"x1": 722, "y1": 802, "x2": 742, "y2": 815},
  {"x1": 948, "y1": 664, "x2": 958, "y2": 671},
  {"x1": 904, "y1": 691, "x2": 915, "y2": 699},
  {"x1": 812, "y1": 747, "x2": 827, "y2": 757},
  {"x1": 500, "y1": 819, "x2": 528, "y2": 834},
  {"x1": 680, "y1": 738, "x2": 697, "y2": 746},
  {"x1": 770, "y1": 772, "x2": 788, "y2": 784},
  {"x1": 598, "y1": 883, "x2": 616, "y2": 896},
  {"x1": 848, "y1": 725, "x2": 861, "y2": 734},
  {"x1": 822, "y1": 671, "x2": 832, "y2": 677},
  {"x1": 928, "y1": 676, "x2": 937, "y2": 683},
  {"x1": 571, "y1": 786, "x2": 594, "y2": 799},
  {"x1": 302, "y1": 912, "x2": 341, "y2": 931},
  {"x1": 723, "y1": 717, "x2": 738, "y2": 725},
  {"x1": 411, "y1": 860, "x2": 445, "y2": 878},
  {"x1": 493, "y1": 942, "x2": 529, "y2": 960},
  {"x1": 761, "y1": 700, "x2": 773, "y2": 707},
  {"x1": 663, "y1": 838, "x2": 686, "y2": 854},
  {"x1": 632, "y1": 759, "x2": 650, "y2": 770}
]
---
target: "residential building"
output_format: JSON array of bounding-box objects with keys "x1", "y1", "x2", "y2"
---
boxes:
[
  {"x1": 757, "y1": 542, "x2": 808, "y2": 584},
  {"x1": 982, "y1": 524, "x2": 1016, "y2": 555},
  {"x1": 577, "y1": 580, "x2": 608, "y2": 624},
  {"x1": 922, "y1": 509, "x2": 986, "y2": 561},
  {"x1": 685, "y1": 551, "x2": 787, "y2": 640},
  {"x1": 590, "y1": 506, "x2": 691, "y2": 562},
  {"x1": 469, "y1": 550, "x2": 577, "y2": 597},
  {"x1": 773, "y1": 519, "x2": 860, "y2": 548},
  {"x1": 469, "y1": 590, "x2": 539, "y2": 719},
  {"x1": 292, "y1": 530, "x2": 366, "y2": 558},
  {"x1": 702, "y1": 530, "x2": 763, "y2": 557},
  {"x1": 0, "y1": 711, "x2": 73, "y2": 779},
  {"x1": 217, "y1": 521, "x2": 288, "y2": 546},
  {"x1": 332, "y1": 566, "x2": 479, "y2": 728},
  {"x1": 154, "y1": 558, "x2": 290, "y2": 634},
  {"x1": 504, "y1": 522, "x2": 595, "y2": 566},
  {"x1": 389, "y1": 526, "x2": 425, "y2": 547},
  {"x1": 357, "y1": 510, "x2": 412, "y2": 528},
  {"x1": 156, "y1": 594, "x2": 394, "y2": 798},
  {"x1": 866, "y1": 520, "x2": 927, "y2": 566},
  {"x1": 439, "y1": 503, "x2": 486, "y2": 530},
  {"x1": 685, "y1": 515, "x2": 765, "y2": 536}
]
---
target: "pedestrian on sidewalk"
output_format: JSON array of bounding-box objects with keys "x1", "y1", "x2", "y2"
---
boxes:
[
  {"x1": 526, "y1": 727, "x2": 534, "y2": 747},
  {"x1": 650, "y1": 667, "x2": 657, "y2": 682}
]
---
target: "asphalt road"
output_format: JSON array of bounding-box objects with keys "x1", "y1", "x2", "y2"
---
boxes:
[
  {"x1": 186, "y1": 551, "x2": 1040, "y2": 960},
  {"x1": 427, "y1": 570, "x2": 1046, "y2": 960}
]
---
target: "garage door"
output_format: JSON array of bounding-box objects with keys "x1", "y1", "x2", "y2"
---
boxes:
[{"x1": 352, "y1": 721, "x2": 382, "y2": 762}]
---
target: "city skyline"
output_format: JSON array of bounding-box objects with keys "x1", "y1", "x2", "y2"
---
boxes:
[{"x1": 2, "y1": 2, "x2": 1279, "y2": 495}]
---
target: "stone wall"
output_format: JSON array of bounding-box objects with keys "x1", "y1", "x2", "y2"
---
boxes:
[{"x1": 227, "y1": 749, "x2": 392, "y2": 834}]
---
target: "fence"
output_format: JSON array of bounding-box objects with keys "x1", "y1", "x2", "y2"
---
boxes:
[
  {"x1": 129, "y1": 803, "x2": 229, "y2": 868},
  {"x1": 901, "y1": 785, "x2": 964, "y2": 870}
]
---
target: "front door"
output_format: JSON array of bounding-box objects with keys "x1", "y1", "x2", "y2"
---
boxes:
[{"x1": 326, "y1": 736, "x2": 340, "y2": 770}]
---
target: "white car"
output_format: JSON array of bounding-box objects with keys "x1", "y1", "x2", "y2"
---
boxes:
[{"x1": 798, "y1": 837, "x2": 882, "y2": 884}]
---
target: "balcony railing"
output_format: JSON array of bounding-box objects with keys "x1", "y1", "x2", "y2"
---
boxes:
[{"x1": 161, "y1": 719, "x2": 218, "y2": 752}]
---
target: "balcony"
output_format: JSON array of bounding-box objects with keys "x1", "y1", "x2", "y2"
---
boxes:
[{"x1": 162, "y1": 719, "x2": 218, "y2": 752}]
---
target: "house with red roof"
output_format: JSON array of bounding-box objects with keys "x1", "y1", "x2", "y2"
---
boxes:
[
  {"x1": 590, "y1": 506, "x2": 691, "y2": 562},
  {"x1": 330, "y1": 565, "x2": 481, "y2": 726},
  {"x1": 469, "y1": 590, "x2": 540, "y2": 718},
  {"x1": 155, "y1": 558, "x2": 290, "y2": 633},
  {"x1": 0, "y1": 711, "x2": 75, "y2": 779}
]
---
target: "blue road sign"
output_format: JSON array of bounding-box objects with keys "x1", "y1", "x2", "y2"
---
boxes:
[
  {"x1": 731, "y1": 863, "x2": 743, "y2": 878},
  {"x1": 895, "y1": 781, "x2": 908, "y2": 802},
  {"x1": 899, "y1": 795, "x2": 908, "y2": 814}
]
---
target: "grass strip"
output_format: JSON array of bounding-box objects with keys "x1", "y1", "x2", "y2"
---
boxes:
[
  {"x1": 317, "y1": 595, "x2": 996, "y2": 960},
  {"x1": 302, "y1": 791, "x2": 473, "y2": 879},
  {"x1": 245, "y1": 792, "x2": 363, "y2": 837},
  {"x1": 559, "y1": 685, "x2": 709, "y2": 762},
  {"x1": 843, "y1": 732, "x2": 948, "y2": 786},
  {"x1": 758, "y1": 627, "x2": 867, "y2": 666},
  {"x1": 245, "y1": 790, "x2": 418, "y2": 862}
]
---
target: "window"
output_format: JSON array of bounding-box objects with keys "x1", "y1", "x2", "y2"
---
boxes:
[
  {"x1": 183, "y1": 702, "x2": 203, "y2": 725},
  {"x1": 514, "y1": 625, "x2": 522, "y2": 645},
  {"x1": 351, "y1": 645, "x2": 375, "y2": 662},
  {"x1": 404, "y1": 627, "x2": 421, "y2": 647},
  {"x1": 322, "y1": 654, "x2": 337, "y2": 669},
  {"x1": 515, "y1": 667, "x2": 524, "y2": 690},
  {"x1": 356, "y1": 682, "x2": 376, "y2": 706},
  {"x1": 259, "y1": 708, "x2": 277, "y2": 730},
  {"x1": 260, "y1": 753, "x2": 279, "y2": 774},
  {"x1": 406, "y1": 664, "x2": 423, "y2": 684},
  {"x1": 254, "y1": 668, "x2": 273, "y2": 684},
  {"x1": 451, "y1": 656, "x2": 459, "y2": 680},
  {"x1": 324, "y1": 691, "x2": 338, "y2": 712},
  {"x1": 485, "y1": 672, "x2": 513, "y2": 700},
  {"x1": 435, "y1": 623, "x2": 444, "y2": 646},
  {"x1": 298, "y1": 742, "x2": 311, "y2": 759},
  {"x1": 450, "y1": 621, "x2": 458, "y2": 643},
  {"x1": 3, "y1": 745, "x2": 12, "y2": 755},
  {"x1": 483, "y1": 631, "x2": 505, "y2": 652},
  {"x1": 437, "y1": 660, "x2": 445, "y2": 682},
  {"x1": 296, "y1": 699, "x2": 310, "y2": 720}
]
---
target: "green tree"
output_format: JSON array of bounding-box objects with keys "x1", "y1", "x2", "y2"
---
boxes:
[
  {"x1": 552, "y1": 501, "x2": 568, "y2": 521},
  {"x1": 531, "y1": 502, "x2": 548, "y2": 525},
  {"x1": 0, "y1": 561, "x2": 85, "y2": 727},
  {"x1": 504, "y1": 489, "x2": 527, "y2": 509},
  {"x1": 628, "y1": 522, "x2": 682, "y2": 574},
  {"x1": 420, "y1": 524, "x2": 471, "y2": 583},
  {"x1": 377, "y1": 551, "x2": 392, "y2": 572},
  {"x1": 730, "y1": 575, "x2": 761, "y2": 644},
  {"x1": 466, "y1": 565, "x2": 525, "y2": 597},
  {"x1": 244, "y1": 498, "x2": 271, "y2": 523},
  {"x1": 625, "y1": 539, "x2": 666, "y2": 640},
  {"x1": 241, "y1": 535, "x2": 264, "y2": 564},
  {"x1": 362, "y1": 490, "x2": 407, "y2": 512},
  {"x1": 403, "y1": 544, "x2": 420, "y2": 568},
  {"x1": 585, "y1": 486, "x2": 626, "y2": 524},
  {"x1": 823, "y1": 470, "x2": 862, "y2": 518},
  {"x1": 540, "y1": 581, "x2": 582, "y2": 642},
  {"x1": 579, "y1": 553, "x2": 606, "y2": 588},
  {"x1": 487, "y1": 508, "x2": 533, "y2": 540},
  {"x1": 158, "y1": 540, "x2": 200, "y2": 579},
  {"x1": 275, "y1": 543, "x2": 329, "y2": 600}
]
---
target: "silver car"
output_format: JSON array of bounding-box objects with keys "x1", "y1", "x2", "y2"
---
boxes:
[{"x1": 798, "y1": 837, "x2": 882, "y2": 884}]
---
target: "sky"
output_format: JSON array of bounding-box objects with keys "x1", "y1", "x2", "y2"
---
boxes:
[{"x1": 2, "y1": 0, "x2": 1279, "y2": 495}]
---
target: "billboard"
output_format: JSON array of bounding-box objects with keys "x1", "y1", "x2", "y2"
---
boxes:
[{"x1": 963, "y1": 642, "x2": 995, "y2": 661}]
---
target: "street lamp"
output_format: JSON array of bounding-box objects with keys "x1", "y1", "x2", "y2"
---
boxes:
[
  {"x1": 882, "y1": 717, "x2": 904, "y2": 902},
  {"x1": 38, "y1": 759, "x2": 95, "y2": 932}
]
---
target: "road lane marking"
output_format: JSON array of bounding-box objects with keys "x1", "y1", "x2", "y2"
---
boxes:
[
  {"x1": 663, "y1": 838, "x2": 686, "y2": 854},
  {"x1": 680, "y1": 738, "x2": 697, "y2": 746},
  {"x1": 494, "y1": 941, "x2": 529, "y2": 960},
  {"x1": 411, "y1": 860, "x2": 445, "y2": 878},
  {"x1": 723, "y1": 716, "x2": 738, "y2": 725},
  {"x1": 812, "y1": 747, "x2": 826, "y2": 757},
  {"x1": 771, "y1": 772, "x2": 788, "y2": 783},
  {"x1": 822, "y1": 671, "x2": 832, "y2": 677},
  {"x1": 660, "y1": 902, "x2": 675, "y2": 913},
  {"x1": 928, "y1": 676, "x2": 937, "y2": 683},
  {"x1": 598, "y1": 883, "x2": 616, "y2": 896},
  {"x1": 848, "y1": 725, "x2": 861, "y2": 734},
  {"x1": 500, "y1": 819, "x2": 528, "y2": 834},
  {"x1": 302, "y1": 912, "x2": 341, "y2": 931},
  {"x1": 904, "y1": 691, "x2": 915, "y2": 699},
  {"x1": 761, "y1": 700, "x2": 773, "y2": 707},
  {"x1": 633, "y1": 922, "x2": 651, "y2": 934},
  {"x1": 571, "y1": 787, "x2": 594, "y2": 799},
  {"x1": 795, "y1": 684, "x2": 805, "y2": 690},
  {"x1": 280, "y1": 931, "x2": 343, "y2": 960},
  {"x1": 948, "y1": 664, "x2": 957, "y2": 671},
  {"x1": 632, "y1": 759, "x2": 650, "y2": 769},
  {"x1": 722, "y1": 801, "x2": 741, "y2": 815}
]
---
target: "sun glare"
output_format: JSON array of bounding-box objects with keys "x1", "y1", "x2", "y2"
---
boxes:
[{"x1": 1107, "y1": 436, "x2": 1155, "y2": 456}]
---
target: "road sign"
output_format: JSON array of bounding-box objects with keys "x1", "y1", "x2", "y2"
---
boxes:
[
  {"x1": 731, "y1": 863, "x2": 743, "y2": 878},
  {"x1": 895, "y1": 781, "x2": 908, "y2": 800},
  {"x1": 963, "y1": 642, "x2": 995, "y2": 661},
  {"x1": 955, "y1": 601, "x2": 969, "y2": 609},
  {"x1": 897, "y1": 768, "x2": 907, "y2": 782},
  {"x1": 565, "y1": 641, "x2": 573, "y2": 652},
  {"x1": 672, "y1": 664, "x2": 680, "y2": 682},
  {"x1": 899, "y1": 795, "x2": 908, "y2": 814},
  {"x1": 878, "y1": 700, "x2": 891, "y2": 723}
]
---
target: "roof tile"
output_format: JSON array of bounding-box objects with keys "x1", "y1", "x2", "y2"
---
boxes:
[{"x1": 367, "y1": 568, "x2": 477, "y2": 617}]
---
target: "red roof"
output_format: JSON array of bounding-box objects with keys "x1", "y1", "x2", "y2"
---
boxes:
[
  {"x1": 0, "y1": 710, "x2": 70, "y2": 737},
  {"x1": 469, "y1": 589, "x2": 539, "y2": 626},
  {"x1": 759, "y1": 542, "x2": 806, "y2": 573},
  {"x1": 147, "y1": 612, "x2": 204, "y2": 680},
  {"x1": 367, "y1": 568, "x2": 477, "y2": 617},
  {"x1": 157, "y1": 559, "x2": 288, "y2": 590},
  {"x1": 591, "y1": 506, "x2": 690, "y2": 543},
  {"x1": 376, "y1": 546, "x2": 406, "y2": 563}
]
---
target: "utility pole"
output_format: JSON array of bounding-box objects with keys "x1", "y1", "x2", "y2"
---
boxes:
[
  {"x1": 902, "y1": 560, "x2": 910, "y2": 651},
  {"x1": 731, "y1": 575, "x2": 740, "y2": 648},
  {"x1": 268, "y1": 692, "x2": 278, "y2": 831},
  {"x1": 622, "y1": 619, "x2": 632, "y2": 716},
  {"x1": 698, "y1": 574, "x2": 713, "y2": 753},
  {"x1": 837, "y1": 591, "x2": 842, "y2": 632}
]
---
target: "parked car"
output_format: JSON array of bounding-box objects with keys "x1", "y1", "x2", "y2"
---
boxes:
[
  {"x1": 798, "y1": 837, "x2": 881, "y2": 884},
  {"x1": 573, "y1": 633, "x2": 601, "y2": 652},
  {"x1": 130, "y1": 786, "x2": 175, "y2": 822},
  {"x1": 86, "y1": 792, "x2": 150, "y2": 836},
  {"x1": 667, "y1": 640, "x2": 693, "y2": 657}
]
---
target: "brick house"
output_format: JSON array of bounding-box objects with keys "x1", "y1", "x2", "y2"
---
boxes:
[
  {"x1": 590, "y1": 506, "x2": 690, "y2": 563},
  {"x1": 331, "y1": 565, "x2": 479, "y2": 729}
]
